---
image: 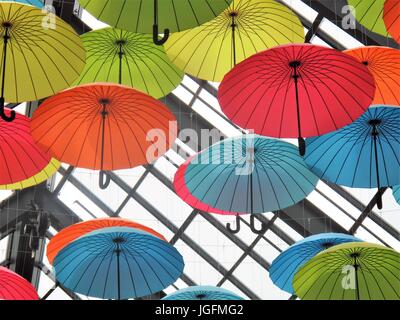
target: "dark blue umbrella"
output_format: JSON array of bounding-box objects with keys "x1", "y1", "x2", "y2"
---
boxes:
[
  {"x1": 305, "y1": 106, "x2": 400, "y2": 209},
  {"x1": 181, "y1": 134, "x2": 318, "y2": 233},
  {"x1": 393, "y1": 185, "x2": 400, "y2": 205},
  {"x1": 269, "y1": 233, "x2": 362, "y2": 294},
  {"x1": 54, "y1": 227, "x2": 184, "y2": 300},
  {"x1": 162, "y1": 286, "x2": 244, "y2": 300}
]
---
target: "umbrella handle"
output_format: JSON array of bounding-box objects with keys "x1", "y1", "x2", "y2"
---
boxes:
[
  {"x1": 226, "y1": 215, "x2": 241, "y2": 234},
  {"x1": 153, "y1": 25, "x2": 170, "y2": 45},
  {"x1": 376, "y1": 192, "x2": 383, "y2": 210},
  {"x1": 0, "y1": 99, "x2": 16, "y2": 122},
  {"x1": 250, "y1": 215, "x2": 267, "y2": 234},
  {"x1": 99, "y1": 170, "x2": 111, "y2": 189},
  {"x1": 298, "y1": 137, "x2": 306, "y2": 156}
]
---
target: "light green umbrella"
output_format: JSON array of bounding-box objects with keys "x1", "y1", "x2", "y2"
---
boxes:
[
  {"x1": 293, "y1": 242, "x2": 400, "y2": 300},
  {"x1": 78, "y1": 0, "x2": 232, "y2": 44},
  {"x1": 347, "y1": 0, "x2": 389, "y2": 37},
  {"x1": 75, "y1": 28, "x2": 183, "y2": 99}
]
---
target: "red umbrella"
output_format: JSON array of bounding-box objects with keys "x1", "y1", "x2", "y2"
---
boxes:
[
  {"x1": 31, "y1": 83, "x2": 177, "y2": 189},
  {"x1": 0, "y1": 267, "x2": 39, "y2": 300},
  {"x1": 218, "y1": 44, "x2": 376, "y2": 155},
  {"x1": 0, "y1": 108, "x2": 56, "y2": 186},
  {"x1": 384, "y1": 0, "x2": 400, "y2": 44}
]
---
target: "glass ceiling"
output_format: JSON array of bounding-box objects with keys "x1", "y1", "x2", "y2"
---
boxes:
[{"x1": 0, "y1": 0, "x2": 399, "y2": 300}]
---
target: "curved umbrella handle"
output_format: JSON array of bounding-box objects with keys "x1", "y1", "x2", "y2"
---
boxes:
[
  {"x1": 250, "y1": 215, "x2": 267, "y2": 234},
  {"x1": 153, "y1": 25, "x2": 170, "y2": 45},
  {"x1": 226, "y1": 215, "x2": 241, "y2": 234},
  {"x1": 0, "y1": 99, "x2": 16, "y2": 122},
  {"x1": 298, "y1": 137, "x2": 306, "y2": 156},
  {"x1": 99, "y1": 170, "x2": 111, "y2": 189}
]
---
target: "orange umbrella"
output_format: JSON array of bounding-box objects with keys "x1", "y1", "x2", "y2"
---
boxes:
[
  {"x1": 344, "y1": 46, "x2": 400, "y2": 106},
  {"x1": 46, "y1": 217, "x2": 167, "y2": 265},
  {"x1": 384, "y1": 0, "x2": 400, "y2": 44},
  {"x1": 30, "y1": 83, "x2": 177, "y2": 189}
]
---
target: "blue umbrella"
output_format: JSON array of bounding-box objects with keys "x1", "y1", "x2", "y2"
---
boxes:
[
  {"x1": 162, "y1": 286, "x2": 245, "y2": 300},
  {"x1": 54, "y1": 227, "x2": 184, "y2": 300},
  {"x1": 393, "y1": 185, "x2": 400, "y2": 205},
  {"x1": 181, "y1": 134, "x2": 318, "y2": 233},
  {"x1": 0, "y1": 0, "x2": 44, "y2": 7},
  {"x1": 305, "y1": 106, "x2": 400, "y2": 209},
  {"x1": 269, "y1": 233, "x2": 362, "y2": 294}
]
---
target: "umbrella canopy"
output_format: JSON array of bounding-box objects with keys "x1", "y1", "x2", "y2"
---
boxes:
[
  {"x1": 384, "y1": 0, "x2": 400, "y2": 43},
  {"x1": 0, "y1": 2, "x2": 85, "y2": 121},
  {"x1": 0, "y1": 108, "x2": 59, "y2": 188},
  {"x1": 78, "y1": 0, "x2": 232, "y2": 45},
  {"x1": 76, "y1": 28, "x2": 184, "y2": 99},
  {"x1": 347, "y1": 0, "x2": 389, "y2": 37},
  {"x1": 293, "y1": 242, "x2": 400, "y2": 300},
  {"x1": 30, "y1": 83, "x2": 177, "y2": 189},
  {"x1": 0, "y1": 0, "x2": 42, "y2": 6},
  {"x1": 179, "y1": 135, "x2": 318, "y2": 215},
  {"x1": 53, "y1": 226, "x2": 184, "y2": 300},
  {"x1": 174, "y1": 156, "x2": 239, "y2": 216},
  {"x1": 393, "y1": 185, "x2": 400, "y2": 205},
  {"x1": 0, "y1": 267, "x2": 39, "y2": 300},
  {"x1": 218, "y1": 44, "x2": 375, "y2": 155},
  {"x1": 165, "y1": 0, "x2": 304, "y2": 82},
  {"x1": 162, "y1": 286, "x2": 244, "y2": 300},
  {"x1": 47, "y1": 217, "x2": 167, "y2": 265},
  {"x1": 304, "y1": 106, "x2": 400, "y2": 209},
  {"x1": 344, "y1": 46, "x2": 400, "y2": 106},
  {"x1": 269, "y1": 233, "x2": 362, "y2": 294}
]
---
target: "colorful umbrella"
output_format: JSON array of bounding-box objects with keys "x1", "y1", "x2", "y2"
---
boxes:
[
  {"x1": 269, "y1": 233, "x2": 362, "y2": 294},
  {"x1": 53, "y1": 226, "x2": 184, "y2": 300},
  {"x1": 347, "y1": 0, "x2": 389, "y2": 37},
  {"x1": 0, "y1": 108, "x2": 59, "y2": 189},
  {"x1": 162, "y1": 286, "x2": 244, "y2": 300},
  {"x1": 344, "y1": 46, "x2": 400, "y2": 106},
  {"x1": 0, "y1": 2, "x2": 85, "y2": 122},
  {"x1": 76, "y1": 28, "x2": 184, "y2": 99},
  {"x1": 0, "y1": 267, "x2": 39, "y2": 300},
  {"x1": 30, "y1": 83, "x2": 177, "y2": 189},
  {"x1": 165, "y1": 0, "x2": 305, "y2": 82},
  {"x1": 218, "y1": 44, "x2": 376, "y2": 155},
  {"x1": 175, "y1": 135, "x2": 318, "y2": 233},
  {"x1": 304, "y1": 106, "x2": 400, "y2": 209},
  {"x1": 293, "y1": 242, "x2": 400, "y2": 300},
  {"x1": 393, "y1": 185, "x2": 400, "y2": 205},
  {"x1": 47, "y1": 217, "x2": 167, "y2": 265},
  {"x1": 78, "y1": 0, "x2": 233, "y2": 45},
  {"x1": 0, "y1": 0, "x2": 43, "y2": 6},
  {"x1": 384, "y1": 0, "x2": 400, "y2": 43}
]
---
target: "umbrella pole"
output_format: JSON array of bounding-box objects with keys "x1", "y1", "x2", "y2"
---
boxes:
[
  {"x1": 230, "y1": 13, "x2": 237, "y2": 66},
  {"x1": 116, "y1": 243, "x2": 121, "y2": 301},
  {"x1": 352, "y1": 255, "x2": 360, "y2": 300},
  {"x1": 289, "y1": 61, "x2": 305, "y2": 156},
  {"x1": 117, "y1": 38, "x2": 124, "y2": 85},
  {"x1": 0, "y1": 25, "x2": 15, "y2": 122},
  {"x1": 371, "y1": 121, "x2": 383, "y2": 209},
  {"x1": 153, "y1": 0, "x2": 170, "y2": 45},
  {"x1": 99, "y1": 101, "x2": 111, "y2": 189}
]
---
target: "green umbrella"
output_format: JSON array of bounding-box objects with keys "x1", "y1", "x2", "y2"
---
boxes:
[
  {"x1": 293, "y1": 242, "x2": 400, "y2": 300},
  {"x1": 78, "y1": 0, "x2": 233, "y2": 44},
  {"x1": 347, "y1": 0, "x2": 389, "y2": 37},
  {"x1": 75, "y1": 28, "x2": 183, "y2": 99}
]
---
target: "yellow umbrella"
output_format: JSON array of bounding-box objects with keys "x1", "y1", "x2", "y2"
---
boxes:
[
  {"x1": 0, "y1": 2, "x2": 85, "y2": 121},
  {"x1": 165, "y1": 0, "x2": 305, "y2": 82}
]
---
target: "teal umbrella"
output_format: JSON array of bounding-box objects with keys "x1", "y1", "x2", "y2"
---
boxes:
[
  {"x1": 175, "y1": 135, "x2": 318, "y2": 233},
  {"x1": 162, "y1": 286, "x2": 244, "y2": 300}
]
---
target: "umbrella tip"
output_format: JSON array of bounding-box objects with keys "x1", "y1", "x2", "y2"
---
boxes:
[
  {"x1": 362, "y1": 61, "x2": 369, "y2": 66},
  {"x1": 289, "y1": 60, "x2": 301, "y2": 68},
  {"x1": 228, "y1": 11, "x2": 238, "y2": 17},
  {"x1": 99, "y1": 98, "x2": 110, "y2": 105},
  {"x1": 112, "y1": 237, "x2": 126, "y2": 244},
  {"x1": 368, "y1": 119, "x2": 381, "y2": 126},
  {"x1": 1, "y1": 22, "x2": 12, "y2": 28},
  {"x1": 196, "y1": 294, "x2": 207, "y2": 299}
]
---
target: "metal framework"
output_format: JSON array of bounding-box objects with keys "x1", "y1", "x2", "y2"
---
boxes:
[{"x1": 0, "y1": 0, "x2": 398, "y2": 300}]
